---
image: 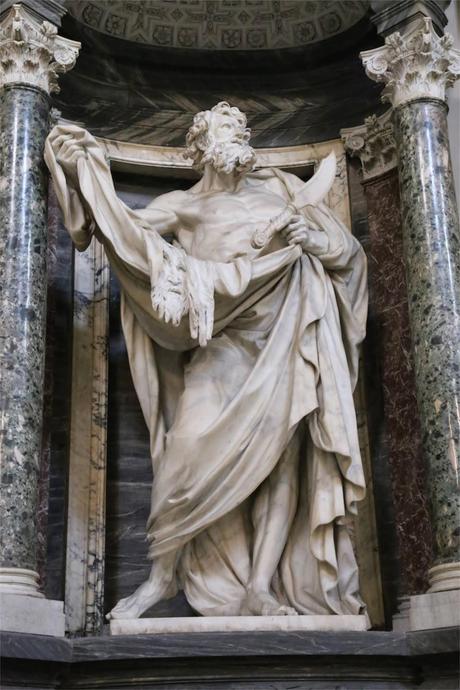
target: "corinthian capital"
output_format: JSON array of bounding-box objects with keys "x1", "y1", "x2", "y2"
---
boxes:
[
  {"x1": 0, "y1": 3, "x2": 80, "y2": 93},
  {"x1": 341, "y1": 110, "x2": 397, "y2": 181},
  {"x1": 360, "y1": 17, "x2": 460, "y2": 107}
]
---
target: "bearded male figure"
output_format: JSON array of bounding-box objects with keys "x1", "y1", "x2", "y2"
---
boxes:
[{"x1": 45, "y1": 102, "x2": 368, "y2": 620}]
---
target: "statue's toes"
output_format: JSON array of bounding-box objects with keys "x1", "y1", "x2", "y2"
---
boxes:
[
  {"x1": 278, "y1": 605, "x2": 298, "y2": 616},
  {"x1": 106, "y1": 596, "x2": 137, "y2": 620}
]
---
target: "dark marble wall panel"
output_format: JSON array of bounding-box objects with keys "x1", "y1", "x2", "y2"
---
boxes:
[
  {"x1": 363, "y1": 171, "x2": 433, "y2": 595},
  {"x1": 2, "y1": 628, "x2": 459, "y2": 690},
  {"x1": 347, "y1": 159, "x2": 402, "y2": 623},
  {"x1": 37, "y1": 186, "x2": 59, "y2": 591},
  {"x1": 41, "y1": 187, "x2": 74, "y2": 601},
  {"x1": 104, "y1": 174, "x2": 193, "y2": 617}
]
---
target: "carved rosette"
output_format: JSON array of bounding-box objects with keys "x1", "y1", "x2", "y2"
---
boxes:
[
  {"x1": 360, "y1": 17, "x2": 460, "y2": 107},
  {"x1": 0, "y1": 3, "x2": 80, "y2": 94},
  {"x1": 341, "y1": 110, "x2": 397, "y2": 181}
]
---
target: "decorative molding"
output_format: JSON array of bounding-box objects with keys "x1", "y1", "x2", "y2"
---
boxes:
[
  {"x1": 369, "y1": 0, "x2": 449, "y2": 38},
  {"x1": 0, "y1": 567, "x2": 43, "y2": 597},
  {"x1": 94, "y1": 133, "x2": 347, "y2": 183},
  {"x1": 360, "y1": 17, "x2": 460, "y2": 107},
  {"x1": 428, "y1": 562, "x2": 460, "y2": 593},
  {"x1": 65, "y1": 238, "x2": 109, "y2": 635},
  {"x1": 0, "y1": 3, "x2": 80, "y2": 93},
  {"x1": 341, "y1": 109, "x2": 397, "y2": 181},
  {"x1": 0, "y1": 0, "x2": 68, "y2": 27},
  {"x1": 67, "y1": 0, "x2": 368, "y2": 51}
]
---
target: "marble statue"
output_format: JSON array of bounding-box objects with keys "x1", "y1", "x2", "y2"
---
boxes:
[{"x1": 45, "y1": 102, "x2": 368, "y2": 620}]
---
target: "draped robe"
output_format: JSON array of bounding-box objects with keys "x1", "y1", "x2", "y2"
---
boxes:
[{"x1": 45, "y1": 125, "x2": 368, "y2": 617}]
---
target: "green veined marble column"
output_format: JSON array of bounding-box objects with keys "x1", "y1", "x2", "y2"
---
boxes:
[
  {"x1": 0, "y1": 4, "x2": 79, "y2": 626},
  {"x1": 393, "y1": 98, "x2": 459, "y2": 578},
  {"x1": 342, "y1": 111, "x2": 434, "y2": 602},
  {"x1": 362, "y1": 17, "x2": 460, "y2": 593},
  {"x1": 0, "y1": 84, "x2": 51, "y2": 578}
]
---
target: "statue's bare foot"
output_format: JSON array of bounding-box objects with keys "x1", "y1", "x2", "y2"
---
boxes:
[
  {"x1": 106, "y1": 579, "x2": 171, "y2": 620},
  {"x1": 244, "y1": 589, "x2": 298, "y2": 616}
]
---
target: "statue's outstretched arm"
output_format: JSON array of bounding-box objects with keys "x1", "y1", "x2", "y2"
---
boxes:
[{"x1": 45, "y1": 125, "x2": 187, "y2": 280}]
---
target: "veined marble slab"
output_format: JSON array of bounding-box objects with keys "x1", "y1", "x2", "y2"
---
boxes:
[{"x1": 110, "y1": 615, "x2": 370, "y2": 635}]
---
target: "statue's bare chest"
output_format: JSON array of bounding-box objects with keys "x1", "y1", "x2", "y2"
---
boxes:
[{"x1": 176, "y1": 187, "x2": 287, "y2": 261}]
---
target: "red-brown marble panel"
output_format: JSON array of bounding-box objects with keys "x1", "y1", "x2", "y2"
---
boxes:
[{"x1": 364, "y1": 171, "x2": 433, "y2": 594}]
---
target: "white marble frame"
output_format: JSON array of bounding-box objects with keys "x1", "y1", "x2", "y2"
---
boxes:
[
  {"x1": 64, "y1": 138, "x2": 384, "y2": 634},
  {"x1": 65, "y1": 239, "x2": 110, "y2": 635}
]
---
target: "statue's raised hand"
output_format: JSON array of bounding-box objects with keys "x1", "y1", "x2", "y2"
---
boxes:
[
  {"x1": 49, "y1": 127, "x2": 97, "y2": 185},
  {"x1": 56, "y1": 134, "x2": 86, "y2": 161}
]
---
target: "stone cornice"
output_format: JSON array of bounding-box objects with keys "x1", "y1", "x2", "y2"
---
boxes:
[
  {"x1": 0, "y1": 3, "x2": 80, "y2": 93},
  {"x1": 369, "y1": 0, "x2": 449, "y2": 37},
  {"x1": 341, "y1": 110, "x2": 397, "y2": 181},
  {"x1": 360, "y1": 17, "x2": 460, "y2": 107}
]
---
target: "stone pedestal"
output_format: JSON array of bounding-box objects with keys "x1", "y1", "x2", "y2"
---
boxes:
[
  {"x1": 0, "y1": 3, "x2": 79, "y2": 635},
  {"x1": 361, "y1": 16, "x2": 460, "y2": 621}
]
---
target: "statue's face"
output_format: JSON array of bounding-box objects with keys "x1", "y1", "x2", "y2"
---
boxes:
[
  {"x1": 207, "y1": 111, "x2": 244, "y2": 146},
  {"x1": 185, "y1": 104, "x2": 255, "y2": 174}
]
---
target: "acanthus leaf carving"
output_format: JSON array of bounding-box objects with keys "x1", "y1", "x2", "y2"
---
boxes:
[
  {"x1": 0, "y1": 4, "x2": 80, "y2": 94},
  {"x1": 341, "y1": 109, "x2": 397, "y2": 181},
  {"x1": 360, "y1": 17, "x2": 460, "y2": 107}
]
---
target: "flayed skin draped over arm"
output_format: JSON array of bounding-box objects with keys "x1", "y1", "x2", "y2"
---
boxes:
[{"x1": 45, "y1": 125, "x2": 182, "y2": 278}]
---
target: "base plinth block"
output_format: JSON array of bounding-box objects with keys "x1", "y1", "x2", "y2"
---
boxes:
[
  {"x1": 410, "y1": 590, "x2": 460, "y2": 631},
  {"x1": 110, "y1": 614, "x2": 370, "y2": 636},
  {"x1": 0, "y1": 593, "x2": 65, "y2": 636}
]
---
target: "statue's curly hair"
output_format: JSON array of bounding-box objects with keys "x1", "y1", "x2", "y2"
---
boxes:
[{"x1": 184, "y1": 102, "x2": 251, "y2": 171}]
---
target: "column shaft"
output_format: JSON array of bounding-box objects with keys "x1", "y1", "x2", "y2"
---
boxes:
[
  {"x1": 393, "y1": 98, "x2": 460, "y2": 568},
  {"x1": 0, "y1": 84, "x2": 50, "y2": 572}
]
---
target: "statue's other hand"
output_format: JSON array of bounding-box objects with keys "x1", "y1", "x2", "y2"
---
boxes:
[{"x1": 281, "y1": 214, "x2": 328, "y2": 256}]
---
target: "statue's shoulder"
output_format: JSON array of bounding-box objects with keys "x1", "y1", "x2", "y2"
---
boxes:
[
  {"x1": 145, "y1": 188, "x2": 188, "y2": 211},
  {"x1": 247, "y1": 166, "x2": 304, "y2": 199}
]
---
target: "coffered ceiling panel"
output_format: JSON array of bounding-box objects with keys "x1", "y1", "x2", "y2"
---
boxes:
[{"x1": 66, "y1": 0, "x2": 369, "y2": 51}]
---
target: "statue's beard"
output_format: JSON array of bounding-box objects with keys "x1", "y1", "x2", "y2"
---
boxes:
[{"x1": 200, "y1": 138, "x2": 256, "y2": 175}]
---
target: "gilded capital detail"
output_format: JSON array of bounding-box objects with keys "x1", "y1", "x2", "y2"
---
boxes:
[
  {"x1": 360, "y1": 17, "x2": 460, "y2": 107},
  {"x1": 0, "y1": 3, "x2": 80, "y2": 93},
  {"x1": 341, "y1": 109, "x2": 397, "y2": 181}
]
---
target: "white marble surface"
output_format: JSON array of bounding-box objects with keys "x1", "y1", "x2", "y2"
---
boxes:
[
  {"x1": 0, "y1": 4, "x2": 80, "y2": 93},
  {"x1": 0, "y1": 593, "x2": 65, "y2": 636},
  {"x1": 428, "y1": 561, "x2": 460, "y2": 592},
  {"x1": 341, "y1": 110, "x2": 396, "y2": 181},
  {"x1": 410, "y1": 590, "x2": 460, "y2": 631},
  {"x1": 65, "y1": 238, "x2": 109, "y2": 635},
  {"x1": 0, "y1": 567, "x2": 44, "y2": 598},
  {"x1": 361, "y1": 17, "x2": 460, "y2": 107},
  {"x1": 111, "y1": 615, "x2": 370, "y2": 636}
]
